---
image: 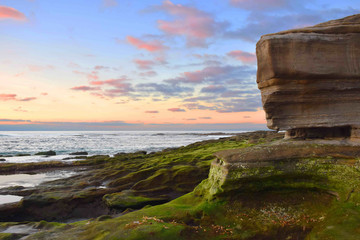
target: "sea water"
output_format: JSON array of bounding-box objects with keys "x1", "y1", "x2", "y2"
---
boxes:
[{"x1": 0, "y1": 131, "x2": 240, "y2": 163}]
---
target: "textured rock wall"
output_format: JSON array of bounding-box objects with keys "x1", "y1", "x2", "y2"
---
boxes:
[{"x1": 256, "y1": 14, "x2": 360, "y2": 138}]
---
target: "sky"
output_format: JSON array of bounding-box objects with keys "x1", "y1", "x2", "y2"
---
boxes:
[{"x1": 0, "y1": 0, "x2": 358, "y2": 131}]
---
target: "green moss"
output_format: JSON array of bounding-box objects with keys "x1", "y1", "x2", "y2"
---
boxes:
[
  {"x1": 32, "y1": 220, "x2": 65, "y2": 230},
  {"x1": 103, "y1": 190, "x2": 167, "y2": 209},
  {"x1": 0, "y1": 233, "x2": 19, "y2": 240},
  {"x1": 307, "y1": 202, "x2": 360, "y2": 239},
  {"x1": 4, "y1": 131, "x2": 302, "y2": 239}
]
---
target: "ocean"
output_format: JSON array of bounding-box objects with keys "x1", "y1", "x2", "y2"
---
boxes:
[{"x1": 0, "y1": 131, "x2": 240, "y2": 163}]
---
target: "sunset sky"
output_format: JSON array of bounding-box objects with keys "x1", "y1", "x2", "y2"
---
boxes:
[{"x1": 0, "y1": 0, "x2": 358, "y2": 130}]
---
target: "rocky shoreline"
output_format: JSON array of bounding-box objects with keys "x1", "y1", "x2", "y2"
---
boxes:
[
  {"x1": 0, "y1": 130, "x2": 358, "y2": 239},
  {"x1": 0, "y1": 131, "x2": 284, "y2": 239}
]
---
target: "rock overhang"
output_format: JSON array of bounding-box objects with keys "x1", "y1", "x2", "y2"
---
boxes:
[{"x1": 256, "y1": 14, "x2": 360, "y2": 139}]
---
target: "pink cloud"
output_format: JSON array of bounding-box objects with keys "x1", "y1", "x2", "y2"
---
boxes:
[
  {"x1": 229, "y1": 0, "x2": 288, "y2": 10},
  {"x1": 72, "y1": 76, "x2": 132, "y2": 98},
  {"x1": 134, "y1": 59, "x2": 155, "y2": 70},
  {"x1": 89, "y1": 77, "x2": 133, "y2": 97},
  {"x1": 126, "y1": 36, "x2": 167, "y2": 52},
  {"x1": 90, "y1": 77, "x2": 129, "y2": 88},
  {"x1": 0, "y1": 94, "x2": 37, "y2": 102},
  {"x1": 14, "y1": 72, "x2": 25, "y2": 77},
  {"x1": 155, "y1": 0, "x2": 222, "y2": 47},
  {"x1": 0, "y1": 94, "x2": 17, "y2": 101},
  {"x1": 0, "y1": 6, "x2": 27, "y2": 21},
  {"x1": 168, "y1": 108, "x2": 186, "y2": 112},
  {"x1": 41, "y1": 92, "x2": 48, "y2": 96},
  {"x1": 103, "y1": 88, "x2": 131, "y2": 97},
  {"x1": 19, "y1": 97, "x2": 37, "y2": 102},
  {"x1": 145, "y1": 110, "x2": 159, "y2": 113},
  {"x1": 94, "y1": 65, "x2": 109, "y2": 71},
  {"x1": 199, "y1": 117, "x2": 212, "y2": 119},
  {"x1": 87, "y1": 71, "x2": 98, "y2": 80},
  {"x1": 90, "y1": 92, "x2": 106, "y2": 99},
  {"x1": 70, "y1": 86, "x2": 100, "y2": 91},
  {"x1": 227, "y1": 50, "x2": 256, "y2": 64}
]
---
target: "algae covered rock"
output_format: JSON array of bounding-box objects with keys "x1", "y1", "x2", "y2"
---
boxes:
[
  {"x1": 202, "y1": 140, "x2": 360, "y2": 197},
  {"x1": 34, "y1": 151, "x2": 56, "y2": 156},
  {"x1": 69, "y1": 152, "x2": 88, "y2": 155},
  {"x1": 103, "y1": 190, "x2": 168, "y2": 209}
]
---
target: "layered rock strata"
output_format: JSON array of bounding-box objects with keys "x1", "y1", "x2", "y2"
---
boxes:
[{"x1": 256, "y1": 14, "x2": 360, "y2": 139}]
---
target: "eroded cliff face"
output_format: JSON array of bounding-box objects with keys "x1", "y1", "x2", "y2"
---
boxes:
[{"x1": 256, "y1": 14, "x2": 360, "y2": 139}]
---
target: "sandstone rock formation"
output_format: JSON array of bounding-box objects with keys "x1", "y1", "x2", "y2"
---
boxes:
[{"x1": 256, "y1": 14, "x2": 360, "y2": 139}]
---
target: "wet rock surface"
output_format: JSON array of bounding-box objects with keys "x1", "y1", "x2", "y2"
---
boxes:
[
  {"x1": 34, "y1": 151, "x2": 56, "y2": 156},
  {"x1": 69, "y1": 152, "x2": 88, "y2": 156},
  {"x1": 0, "y1": 131, "x2": 274, "y2": 224},
  {"x1": 256, "y1": 14, "x2": 360, "y2": 139},
  {"x1": 15, "y1": 132, "x2": 360, "y2": 240},
  {"x1": 208, "y1": 140, "x2": 360, "y2": 196}
]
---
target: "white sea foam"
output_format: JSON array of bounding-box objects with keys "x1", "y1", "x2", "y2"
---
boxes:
[
  {"x1": 0, "y1": 195, "x2": 23, "y2": 205},
  {"x1": 0, "y1": 171, "x2": 77, "y2": 188},
  {"x1": 0, "y1": 131, "x2": 240, "y2": 163}
]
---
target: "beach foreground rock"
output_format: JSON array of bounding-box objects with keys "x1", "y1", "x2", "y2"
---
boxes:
[{"x1": 256, "y1": 14, "x2": 360, "y2": 139}]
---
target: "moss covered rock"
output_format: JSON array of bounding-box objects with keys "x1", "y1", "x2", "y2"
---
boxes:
[
  {"x1": 25, "y1": 138, "x2": 360, "y2": 239},
  {"x1": 103, "y1": 190, "x2": 168, "y2": 209}
]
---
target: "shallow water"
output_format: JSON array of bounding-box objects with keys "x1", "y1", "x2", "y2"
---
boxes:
[
  {"x1": 1, "y1": 224, "x2": 38, "y2": 234},
  {"x1": 0, "y1": 171, "x2": 77, "y2": 188},
  {"x1": 0, "y1": 195, "x2": 23, "y2": 204},
  {"x1": 1, "y1": 154, "x2": 79, "y2": 164}
]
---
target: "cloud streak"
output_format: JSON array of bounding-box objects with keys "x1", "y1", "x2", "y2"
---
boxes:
[
  {"x1": 134, "y1": 59, "x2": 156, "y2": 70},
  {"x1": 0, "y1": 94, "x2": 17, "y2": 101},
  {"x1": 166, "y1": 65, "x2": 256, "y2": 84},
  {"x1": 154, "y1": 0, "x2": 227, "y2": 47},
  {"x1": 18, "y1": 97, "x2": 37, "y2": 102},
  {"x1": 168, "y1": 108, "x2": 186, "y2": 112},
  {"x1": 227, "y1": 50, "x2": 256, "y2": 64},
  {"x1": 126, "y1": 36, "x2": 167, "y2": 52},
  {"x1": 0, "y1": 121, "x2": 266, "y2": 131},
  {"x1": 0, "y1": 6, "x2": 27, "y2": 21},
  {"x1": 71, "y1": 77, "x2": 133, "y2": 98},
  {"x1": 136, "y1": 82, "x2": 193, "y2": 97},
  {"x1": 70, "y1": 86, "x2": 100, "y2": 91},
  {"x1": 0, "y1": 94, "x2": 37, "y2": 102}
]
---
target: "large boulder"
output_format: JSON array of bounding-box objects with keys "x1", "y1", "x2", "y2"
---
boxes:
[{"x1": 256, "y1": 14, "x2": 360, "y2": 139}]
